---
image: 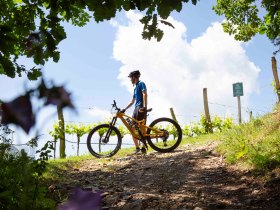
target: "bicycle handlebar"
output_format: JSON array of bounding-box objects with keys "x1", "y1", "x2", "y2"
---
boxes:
[
  {"x1": 112, "y1": 100, "x2": 152, "y2": 114},
  {"x1": 112, "y1": 100, "x2": 121, "y2": 112}
]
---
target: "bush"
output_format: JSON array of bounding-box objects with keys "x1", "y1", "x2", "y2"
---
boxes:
[
  {"x1": 190, "y1": 122, "x2": 206, "y2": 136},
  {"x1": 183, "y1": 125, "x2": 192, "y2": 137},
  {"x1": 0, "y1": 142, "x2": 55, "y2": 210},
  {"x1": 182, "y1": 115, "x2": 234, "y2": 137},
  {"x1": 222, "y1": 116, "x2": 234, "y2": 130},
  {"x1": 216, "y1": 114, "x2": 280, "y2": 169},
  {"x1": 200, "y1": 114, "x2": 212, "y2": 133}
]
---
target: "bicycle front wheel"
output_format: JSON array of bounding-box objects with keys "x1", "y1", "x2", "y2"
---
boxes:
[
  {"x1": 146, "y1": 118, "x2": 182, "y2": 153},
  {"x1": 87, "y1": 124, "x2": 122, "y2": 158}
]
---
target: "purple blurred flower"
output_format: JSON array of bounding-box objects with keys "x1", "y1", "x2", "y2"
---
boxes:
[
  {"x1": 46, "y1": 86, "x2": 74, "y2": 109},
  {"x1": 38, "y1": 80, "x2": 74, "y2": 109},
  {"x1": 58, "y1": 188, "x2": 101, "y2": 210},
  {"x1": 1, "y1": 95, "x2": 35, "y2": 134}
]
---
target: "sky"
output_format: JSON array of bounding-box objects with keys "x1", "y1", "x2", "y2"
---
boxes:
[{"x1": 0, "y1": 1, "x2": 279, "y2": 156}]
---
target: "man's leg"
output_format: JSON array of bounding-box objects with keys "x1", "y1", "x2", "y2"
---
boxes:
[
  {"x1": 131, "y1": 127, "x2": 139, "y2": 148},
  {"x1": 131, "y1": 108, "x2": 140, "y2": 154},
  {"x1": 137, "y1": 109, "x2": 147, "y2": 154}
]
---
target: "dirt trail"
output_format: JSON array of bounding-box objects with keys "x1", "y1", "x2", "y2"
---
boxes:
[{"x1": 51, "y1": 142, "x2": 280, "y2": 210}]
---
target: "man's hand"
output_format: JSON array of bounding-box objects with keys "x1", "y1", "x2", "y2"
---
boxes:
[
  {"x1": 121, "y1": 109, "x2": 126, "y2": 113},
  {"x1": 139, "y1": 107, "x2": 147, "y2": 113}
]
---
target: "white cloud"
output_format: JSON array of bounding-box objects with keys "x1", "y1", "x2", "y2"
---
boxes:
[
  {"x1": 112, "y1": 11, "x2": 260, "y2": 124},
  {"x1": 87, "y1": 107, "x2": 112, "y2": 121}
]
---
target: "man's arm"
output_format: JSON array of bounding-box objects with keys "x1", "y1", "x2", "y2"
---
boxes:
[
  {"x1": 139, "y1": 90, "x2": 148, "y2": 113},
  {"x1": 123, "y1": 98, "x2": 135, "y2": 111},
  {"x1": 142, "y1": 90, "x2": 147, "y2": 108}
]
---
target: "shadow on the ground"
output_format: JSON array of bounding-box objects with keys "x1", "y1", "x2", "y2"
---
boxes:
[{"x1": 51, "y1": 148, "x2": 280, "y2": 210}]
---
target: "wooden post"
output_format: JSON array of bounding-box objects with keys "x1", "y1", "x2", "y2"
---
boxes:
[
  {"x1": 237, "y1": 96, "x2": 242, "y2": 124},
  {"x1": 57, "y1": 106, "x2": 66, "y2": 158},
  {"x1": 203, "y1": 88, "x2": 213, "y2": 133},
  {"x1": 54, "y1": 139, "x2": 56, "y2": 159},
  {"x1": 169, "y1": 107, "x2": 178, "y2": 122},
  {"x1": 77, "y1": 136, "x2": 80, "y2": 156},
  {"x1": 249, "y1": 111, "x2": 253, "y2": 121},
  {"x1": 99, "y1": 136, "x2": 102, "y2": 153},
  {"x1": 272, "y1": 57, "x2": 280, "y2": 102}
]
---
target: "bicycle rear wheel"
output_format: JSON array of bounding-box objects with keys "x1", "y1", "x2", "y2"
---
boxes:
[
  {"x1": 146, "y1": 118, "x2": 182, "y2": 153},
  {"x1": 87, "y1": 124, "x2": 122, "y2": 158}
]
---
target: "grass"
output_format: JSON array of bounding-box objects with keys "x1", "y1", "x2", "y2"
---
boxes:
[
  {"x1": 44, "y1": 154, "x2": 93, "y2": 180},
  {"x1": 181, "y1": 133, "x2": 219, "y2": 145},
  {"x1": 216, "y1": 104, "x2": 280, "y2": 170}
]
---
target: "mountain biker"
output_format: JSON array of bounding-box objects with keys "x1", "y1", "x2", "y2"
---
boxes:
[{"x1": 122, "y1": 70, "x2": 148, "y2": 154}]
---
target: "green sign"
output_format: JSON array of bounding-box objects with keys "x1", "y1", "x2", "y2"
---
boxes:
[{"x1": 233, "y1": 82, "x2": 243, "y2": 97}]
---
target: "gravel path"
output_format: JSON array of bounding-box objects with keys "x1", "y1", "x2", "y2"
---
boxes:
[{"x1": 50, "y1": 142, "x2": 280, "y2": 210}]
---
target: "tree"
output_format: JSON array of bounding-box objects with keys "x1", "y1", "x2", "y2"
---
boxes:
[
  {"x1": 65, "y1": 123, "x2": 92, "y2": 156},
  {"x1": 118, "y1": 125, "x2": 129, "y2": 137},
  {"x1": 0, "y1": 0, "x2": 198, "y2": 79},
  {"x1": 214, "y1": 0, "x2": 280, "y2": 53},
  {"x1": 0, "y1": 124, "x2": 14, "y2": 159},
  {"x1": 183, "y1": 125, "x2": 192, "y2": 137}
]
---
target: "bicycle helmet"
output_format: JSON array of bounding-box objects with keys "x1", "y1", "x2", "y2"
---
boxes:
[{"x1": 128, "y1": 70, "x2": 141, "y2": 78}]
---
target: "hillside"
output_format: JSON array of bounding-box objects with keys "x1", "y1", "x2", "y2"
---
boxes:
[
  {"x1": 47, "y1": 135, "x2": 280, "y2": 210},
  {"x1": 216, "y1": 104, "x2": 280, "y2": 169}
]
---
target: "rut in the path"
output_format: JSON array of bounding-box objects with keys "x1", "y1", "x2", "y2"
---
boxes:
[{"x1": 51, "y1": 143, "x2": 280, "y2": 210}]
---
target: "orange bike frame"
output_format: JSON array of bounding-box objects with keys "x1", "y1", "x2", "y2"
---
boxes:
[{"x1": 115, "y1": 112, "x2": 164, "y2": 139}]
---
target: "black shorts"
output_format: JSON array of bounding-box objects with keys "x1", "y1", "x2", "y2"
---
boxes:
[{"x1": 132, "y1": 106, "x2": 145, "y2": 122}]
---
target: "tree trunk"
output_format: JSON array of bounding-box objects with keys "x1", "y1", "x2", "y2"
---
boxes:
[{"x1": 57, "y1": 106, "x2": 66, "y2": 158}]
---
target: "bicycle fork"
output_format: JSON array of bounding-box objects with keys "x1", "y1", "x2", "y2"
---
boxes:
[{"x1": 103, "y1": 117, "x2": 118, "y2": 143}]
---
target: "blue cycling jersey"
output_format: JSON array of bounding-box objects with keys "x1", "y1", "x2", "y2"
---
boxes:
[{"x1": 133, "y1": 81, "x2": 146, "y2": 107}]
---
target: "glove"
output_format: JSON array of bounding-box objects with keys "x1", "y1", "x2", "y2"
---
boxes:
[
  {"x1": 121, "y1": 109, "x2": 126, "y2": 113},
  {"x1": 139, "y1": 107, "x2": 147, "y2": 112}
]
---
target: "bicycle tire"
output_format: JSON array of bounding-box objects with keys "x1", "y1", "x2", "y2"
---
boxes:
[
  {"x1": 146, "y1": 117, "x2": 182, "y2": 153},
  {"x1": 87, "y1": 124, "x2": 122, "y2": 158}
]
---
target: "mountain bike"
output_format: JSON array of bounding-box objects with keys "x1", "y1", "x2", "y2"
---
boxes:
[{"x1": 87, "y1": 100, "x2": 182, "y2": 158}]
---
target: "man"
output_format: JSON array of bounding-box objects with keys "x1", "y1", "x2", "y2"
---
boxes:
[{"x1": 122, "y1": 70, "x2": 148, "y2": 154}]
